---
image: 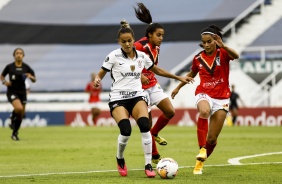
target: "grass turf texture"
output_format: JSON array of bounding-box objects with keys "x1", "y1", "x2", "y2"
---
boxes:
[{"x1": 0, "y1": 126, "x2": 281, "y2": 183}]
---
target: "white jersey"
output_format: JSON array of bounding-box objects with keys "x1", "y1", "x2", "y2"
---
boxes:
[{"x1": 102, "y1": 48, "x2": 154, "y2": 102}]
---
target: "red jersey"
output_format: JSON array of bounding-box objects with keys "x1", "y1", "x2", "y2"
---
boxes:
[
  {"x1": 134, "y1": 37, "x2": 159, "y2": 89},
  {"x1": 85, "y1": 82, "x2": 102, "y2": 103},
  {"x1": 191, "y1": 48, "x2": 233, "y2": 99}
]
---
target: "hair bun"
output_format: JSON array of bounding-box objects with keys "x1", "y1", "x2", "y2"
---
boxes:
[{"x1": 120, "y1": 20, "x2": 130, "y2": 28}]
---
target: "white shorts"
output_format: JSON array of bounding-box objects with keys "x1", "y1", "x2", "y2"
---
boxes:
[
  {"x1": 144, "y1": 83, "x2": 168, "y2": 111},
  {"x1": 89, "y1": 102, "x2": 102, "y2": 109},
  {"x1": 195, "y1": 93, "x2": 230, "y2": 115}
]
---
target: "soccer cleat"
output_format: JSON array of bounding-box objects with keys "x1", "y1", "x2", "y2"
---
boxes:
[
  {"x1": 116, "y1": 158, "x2": 127, "y2": 177},
  {"x1": 9, "y1": 123, "x2": 14, "y2": 130},
  {"x1": 153, "y1": 135, "x2": 167, "y2": 146},
  {"x1": 193, "y1": 160, "x2": 204, "y2": 174},
  {"x1": 145, "y1": 164, "x2": 156, "y2": 178},
  {"x1": 11, "y1": 133, "x2": 20, "y2": 141},
  {"x1": 152, "y1": 154, "x2": 163, "y2": 164},
  {"x1": 196, "y1": 147, "x2": 207, "y2": 161}
]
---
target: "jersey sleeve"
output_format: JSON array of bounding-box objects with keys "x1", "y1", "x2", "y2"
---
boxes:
[
  {"x1": 27, "y1": 65, "x2": 36, "y2": 77},
  {"x1": 191, "y1": 56, "x2": 199, "y2": 73},
  {"x1": 143, "y1": 52, "x2": 154, "y2": 70},
  {"x1": 101, "y1": 52, "x2": 115, "y2": 72},
  {"x1": 1, "y1": 65, "x2": 9, "y2": 76},
  {"x1": 134, "y1": 41, "x2": 144, "y2": 52},
  {"x1": 220, "y1": 48, "x2": 233, "y2": 62},
  {"x1": 85, "y1": 83, "x2": 90, "y2": 92}
]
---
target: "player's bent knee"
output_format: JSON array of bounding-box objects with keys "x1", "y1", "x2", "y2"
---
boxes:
[
  {"x1": 137, "y1": 117, "x2": 150, "y2": 133},
  {"x1": 118, "y1": 119, "x2": 132, "y2": 136},
  {"x1": 165, "y1": 110, "x2": 175, "y2": 119}
]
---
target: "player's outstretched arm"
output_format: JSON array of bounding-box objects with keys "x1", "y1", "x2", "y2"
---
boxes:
[
  {"x1": 171, "y1": 71, "x2": 195, "y2": 99},
  {"x1": 150, "y1": 65, "x2": 194, "y2": 84},
  {"x1": 94, "y1": 69, "x2": 107, "y2": 87}
]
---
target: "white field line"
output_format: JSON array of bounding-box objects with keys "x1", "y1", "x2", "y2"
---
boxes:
[
  {"x1": 0, "y1": 152, "x2": 281, "y2": 179},
  {"x1": 228, "y1": 152, "x2": 282, "y2": 165}
]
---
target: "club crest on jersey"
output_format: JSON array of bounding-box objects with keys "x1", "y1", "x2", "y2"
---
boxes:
[
  {"x1": 130, "y1": 65, "x2": 135, "y2": 72},
  {"x1": 215, "y1": 57, "x2": 220, "y2": 66},
  {"x1": 137, "y1": 60, "x2": 142, "y2": 68}
]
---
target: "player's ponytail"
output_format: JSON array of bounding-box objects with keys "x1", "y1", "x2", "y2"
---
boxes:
[{"x1": 134, "y1": 2, "x2": 163, "y2": 38}]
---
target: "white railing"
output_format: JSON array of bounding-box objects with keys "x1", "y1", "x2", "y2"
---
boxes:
[
  {"x1": 241, "y1": 45, "x2": 282, "y2": 106},
  {"x1": 222, "y1": 0, "x2": 265, "y2": 37},
  {"x1": 170, "y1": 0, "x2": 264, "y2": 75},
  {"x1": 248, "y1": 70, "x2": 281, "y2": 106},
  {"x1": 241, "y1": 45, "x2": 282, "y2": 62}
]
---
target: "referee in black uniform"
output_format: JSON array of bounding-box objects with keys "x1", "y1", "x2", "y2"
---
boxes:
[{"x1": 1, "y1": 48, "x2": 36, "y2": 140}]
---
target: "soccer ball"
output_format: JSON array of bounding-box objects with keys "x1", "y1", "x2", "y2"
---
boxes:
[{"x1": 156, "y1": 158, "x2": 178, "y2": 179}]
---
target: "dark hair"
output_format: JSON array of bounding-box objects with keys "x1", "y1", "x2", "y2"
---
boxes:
[
  {"x1": 13, "y1": 47, "x2": 25, "y2": 56},
  {"x1": 201, "y1": 24, "x2": 223, "y2": 39},
  {"x1": 134, "y1": 2, "x2": 164, "y2": 38},
  {"x1": 118, "y1": 20, "x2": 134, "y2": 38},
  {"x1": 199, "y1": 24, "x2": 223, "y2": 48}
]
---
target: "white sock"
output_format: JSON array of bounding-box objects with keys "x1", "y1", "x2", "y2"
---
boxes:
[
  {"x1": 117, "y1": 134, "x2": 130, "y2": 159},
  {"x1": 141, "y1": 132, "x2": 152, "y2": 165}
]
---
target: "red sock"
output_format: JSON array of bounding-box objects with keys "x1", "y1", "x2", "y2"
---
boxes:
[
  {"x1": 151, "y1": 114, "x2": 170, "y2": 135},
  {"x1": 206, "y1": 141, "x2": 217, "y2": 158},
  {"x1": 151, "y1": 135, "x2": 159, "y2": 156},
  {"x1": 92, "y1": 118, "x2": 96, "y2": 126},
  {"x1": 197, "y1": 117, "x2": 208, "y2": 148}
]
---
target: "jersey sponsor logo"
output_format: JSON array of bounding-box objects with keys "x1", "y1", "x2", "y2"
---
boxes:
[
  {"x1": 121, "y1": 72, "x2": 140, "y2": 79},
  {"x1": 115, "y1": 54, "x2": 123, "y2": 57},
  {"x1": 202, "y1": 78, "x2": 224, "y2": 89},
  {"x1": 119, "y1": 91, "x2": 137, "y2": 98}
]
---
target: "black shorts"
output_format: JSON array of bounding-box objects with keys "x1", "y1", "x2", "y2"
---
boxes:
[
  {"x1": 108, "y1": 96, "x2": 147, "y2": 117},
  {"x1": 6, "y1": 91, "x2": 27, "y2": 104}
]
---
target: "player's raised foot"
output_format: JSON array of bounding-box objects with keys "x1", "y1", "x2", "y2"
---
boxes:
[
  {"x1": 11, "y1": 132, "x2": 20, "y2": 141},
  {"x1": 153, "y1": 135, "x2": 167, "y2": 146},
  {"x1": 152, "y1": 154, "x2": 163, "y2": 164},
  {"x1": 193, "y1": 160, "x2": 204, "y2": 175},
  {"x1": 145, "y1": 164, "x2": 156, "y2": 178},
  {"x1": 196, "y1": 147, "x2": 207, "y2": 161},
  {"x1": 116, "y1": 157, "x2": 127, "y2": 177},
  {"x1": 8, "y1": 122, "x2": 14, "y2": 130}
]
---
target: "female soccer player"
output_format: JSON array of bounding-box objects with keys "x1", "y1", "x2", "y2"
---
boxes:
[
  {"x1": 1, "y1": 48, "x2": 36, "y2": 141},
  {"x1": 229, "y1": 84, "x2": 245, "y2": 125},
  {"x1": 94, "y1": 20, "x2": 192, "y2": 177},
  {"x1": 171, "y1": 25, "x2": 239, "y2": 174},
  {"x1": 85, "y1": 72, "x2": 102, "y2": 125},
  {"x1": 133, "y1": 2, "x2": 185, "y2": 164}
]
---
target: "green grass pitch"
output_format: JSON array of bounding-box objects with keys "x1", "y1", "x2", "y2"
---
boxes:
[{"x1": 0, "y1": 125, "x2": 281, "y2": 184}]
